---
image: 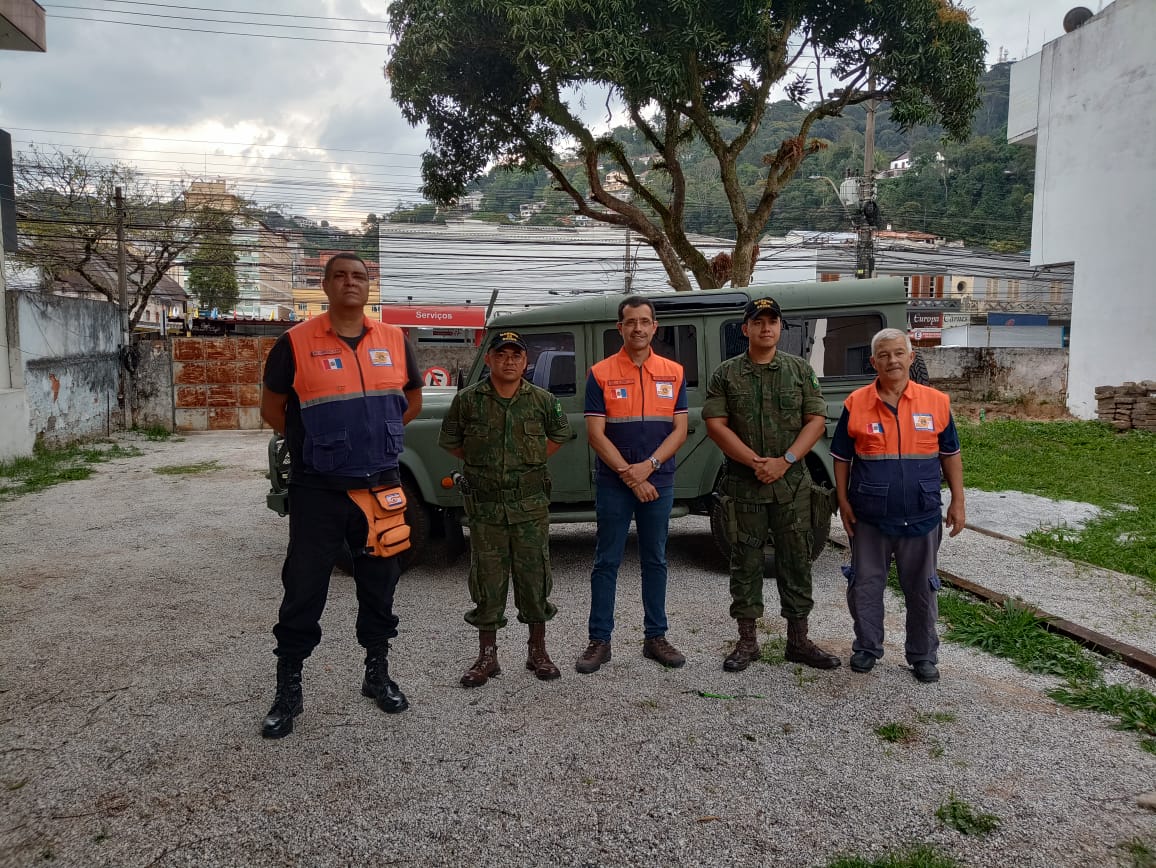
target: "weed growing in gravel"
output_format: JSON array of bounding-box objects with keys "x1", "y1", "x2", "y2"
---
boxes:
[
  {"x1": 917, "y1": 711, "x2": 957, "y2": 724},
  {"x1": 935, "y1": 793, "x2": 1000, "y2": 836},
  {"x1": 875, "y1": 722, "x2": 917, "y2": 744},
  {"x1": 0, "y1": 442, "x2": 140, "y2": 500},
  {"x1": 1118, "y1": 836, "x2": 1155, "y2": 868},
  {"x1": 759, "y1": 635, "x2": 786, "y2": 665},
  {"x1": 938, "y1": 593, "x2": 1101, "y2": 681},
  {"x1": 1047, "y1": 681, "x2": 1156, "y2": 740},
  {"x1": 823, "y1": 843, "x2": 961, "y2": 868},
  {"x1": 136, "y1": 424, "x2": 172, "y2": 441},
  {"x1": 154, "y1": 460, "x2": 221, "y2": 476},
  {"x1": 957, "y1": 420, "x2": 1156, "y2": 582}
]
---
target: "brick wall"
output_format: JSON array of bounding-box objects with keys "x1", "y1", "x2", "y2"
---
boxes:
[
  {"x1": 1095, "y1": 381, "x2": 1156, "y2": 432},
  {"x1": 172, "y1": 337, "x2": 277, "y2": 431}
]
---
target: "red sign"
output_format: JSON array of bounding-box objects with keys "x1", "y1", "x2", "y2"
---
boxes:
[{"x1": 379, "y1": 305, "x2": 486, "y2": 328}]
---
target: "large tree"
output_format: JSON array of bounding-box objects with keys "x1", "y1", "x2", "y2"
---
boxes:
[
  {"x1": 14, "y1": 145, "x2": 208, "y2": 328},
  {"x1": 186, "y1": 209, "x2": 240, "y2": 314},
  {"x1": 387, "y1": 0, "x2": 986, "y2": 290}
]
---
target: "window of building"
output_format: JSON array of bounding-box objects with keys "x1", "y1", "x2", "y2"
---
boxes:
[
  {"x1": 320, "y1": 303, "x2": 329, "y2": 312},
  {"x1": 721, "y1": 311, "x2": 884, "y2": 378},
  {"x1": 296, "y1": 303, "x2": 308, "y2": 311},
  {"x1": 601, "y1": 324, "x2": 699, "y2": 388}
]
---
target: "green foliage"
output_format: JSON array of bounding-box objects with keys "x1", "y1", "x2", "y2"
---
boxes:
[
  {"x1": 1047, "y1": 682, "x2": 1156, "y2": 740},
  {"x1": 759, "y1": 635, "x2": 787, "y2": 665},
  {"x1": 822, "y1": 844, "x2": 961, "y2": 868},
  {"x1": 0, "y1": 442, "x2": 140, "y2": 500},
  {"x1": 875, "y1": 722, "x2": 917, "y2": 744},
  {"x1": 153, "y1": 461, "x2": 220, "y2": 476},
  {"x1": 938, "y1": 593, "x2": 1101, "y2": 682},
  {"x1": 186, "y1": 208, "x2": 240, "y2": 314},
  {"x1": 387, "y1": 0, "x2": 986, "y2": 290},
  {"x1": 387, "y1": 202, "x2": 444, "y2": 224},
  {"x1": 935, "y1": 793, "x2": 1000, "y2": 836},
  {"x1": 1118, "y1": 837, "x2": 1156, "y2": 868},
  {"x1": 958, "y1": 420, "x2": 1156, "y2": 581}
]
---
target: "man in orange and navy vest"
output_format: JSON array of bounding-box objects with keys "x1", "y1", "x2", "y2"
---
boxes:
[
  {"x1": 575, "y1": 295, "x2": 689, "y2": 674},
  {"x1": 259, "y1": 252, "x2": 423, "y2": 737},
  {"x1": 831, "y1": 327, "x2": 965, "y2": 684}
]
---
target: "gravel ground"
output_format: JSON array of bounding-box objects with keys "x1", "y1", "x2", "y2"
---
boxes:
[{"x1": 1, "y1": 431, "x2": 1153, "y2": 868}]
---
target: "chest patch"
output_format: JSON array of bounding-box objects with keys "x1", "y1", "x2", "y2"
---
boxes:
[
  {"x1": 310, "y1": 348, "x2": 341, "y2": 357},
  {"x1": 868, "y1": 421, "x2": 884, "y2": 435},
  {"x1": 913, "y1": 414, "x2": 935, "y2": 431},
  {"x1": 611, "y1": 387, "x2": 629, "y2": 399},
  {"x1": 322, "y1": 357, "x2": 343, "y2": 371},
  {"x1": 368, "y1": 348, "x2": 393, "y2": 367},
  {"x1": 655, "y1": 381, "x2": 674, "y2": 399}
]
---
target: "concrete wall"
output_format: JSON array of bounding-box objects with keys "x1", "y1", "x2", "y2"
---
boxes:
[
  {"x1": 1, "y1": 286, "x2": 34, "y2": 461},
  {"x1": 923, "y1": 347, "x2": 1067, "y2": 404},
  {"x1": 11, "y1": 292, "x2": 122, "y2": 446},
  {"x1": 133, "y1": 339, "x2": 175, "y2": 431},
  {"x1": 1012, "y1": 0, "x2": 1156, "y2": 416}
]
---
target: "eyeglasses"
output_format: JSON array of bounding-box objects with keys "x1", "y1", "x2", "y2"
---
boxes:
[{"x1": 620, "y1": 318, "x2": 654, "y2": 328}]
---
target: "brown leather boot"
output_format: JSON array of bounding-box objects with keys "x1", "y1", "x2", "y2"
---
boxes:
[
  {"x1": 460, "y1": 630, "x2": 500, "y2": 687},
  {"x1": 785, "y1": 617, "x2": 841, "y2": 670},
  {"x1": 723, "y1": 618, "x2": 760, "y2": 672},
  {"x1": 526, "y1": 623, "x2": 561, "y2": 681}
]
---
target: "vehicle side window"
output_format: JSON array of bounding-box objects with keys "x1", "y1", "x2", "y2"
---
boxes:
[
  {"x1": 522, "y1": 332, "x2": 577, "y2": 396},
  {"x1": 602, "y1": 325, "x2": 699, "y2": 387},
  {"x1": 720, "y1": 313, "x2": 883, "y2": 377}
]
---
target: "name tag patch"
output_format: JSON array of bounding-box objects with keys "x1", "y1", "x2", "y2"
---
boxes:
[
  {"x1": 655, "y1": 382, "x2": 674, "y2": 399},
  {"x1": 369, "y1": 348, "x2": 393, "y2": 367},
  {"x1": 913, "y1": 414, "x2": 935, "y2": 431},
  {"x1": 310, "y1": 349, "x2": 341, "y2": 357}
]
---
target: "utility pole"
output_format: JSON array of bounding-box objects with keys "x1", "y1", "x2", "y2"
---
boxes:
[
  {"x1": 856, "y1": 72, "x2": 878, "y2": 279},
  {"x1": 115, "y1": 186, "x2": 132, "y2": 429},
  {"x1": 623, "y1": 228, "x2": 637, "y2": 293}
]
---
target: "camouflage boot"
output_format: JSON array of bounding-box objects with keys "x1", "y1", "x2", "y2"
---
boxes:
[
  {"x1": 526, "y1": 623, "x2": 561, "y2": 681},
  {"x1": 461, "y1": 630, "x2": 500, "y2": 687},
  {"x1": 723, "y1": 618, "x2": 760, "y2": 672},
  {"x1": 785, "y1": 617, "x2": 841, "y2": 670}
]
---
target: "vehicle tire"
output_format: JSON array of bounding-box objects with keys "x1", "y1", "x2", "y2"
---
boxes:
[
  {"x1": 709, "y1": 481, "x2": 833, "y2": 574},
  {"x1": 910, "y1": 350, "x2": 930, "y2": 386},
  {"x1": 399, "y1": 478, "x2": 466, "y2": 570}
]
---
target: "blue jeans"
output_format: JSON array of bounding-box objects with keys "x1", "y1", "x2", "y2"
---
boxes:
[{"x1": 588, "y1": 484, "x2": 674, "y2": 642}]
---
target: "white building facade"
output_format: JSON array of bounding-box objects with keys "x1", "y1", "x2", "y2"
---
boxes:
[{"x1": 1008, "y1": 0, "x2": 1156, "y2": 417}]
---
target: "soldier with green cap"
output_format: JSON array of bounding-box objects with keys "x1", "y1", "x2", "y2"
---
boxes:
[
  {"x1": 439, "y1": 330, "x2": 573, "y2": 687},
  {"x1": 703, "y1": 297, "x2": 841, "y2": 672}
]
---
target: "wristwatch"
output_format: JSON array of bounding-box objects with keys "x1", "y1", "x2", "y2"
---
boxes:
[
  {"x1": 648, "y1": 456, "x2": 661, "y2": 471},
  {"x1": 784, "y1": 451, "x2": 798, "y2": 465}
]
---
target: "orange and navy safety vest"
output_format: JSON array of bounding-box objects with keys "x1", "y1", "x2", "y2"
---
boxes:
[
  {"x1": 286, "y1": 314, "x2": 410, "y2": 479},
  {"x1": 584, "y1": 348, "x2": 688, "y2": 489},
  {"x1": 831, "y1": 381, "x2": 956, "y2": 529}
]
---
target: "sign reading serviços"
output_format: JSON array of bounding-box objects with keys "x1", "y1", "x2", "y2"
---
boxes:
[{"x1": 378, "y1": 305, "x2": 486, "y2": 328}]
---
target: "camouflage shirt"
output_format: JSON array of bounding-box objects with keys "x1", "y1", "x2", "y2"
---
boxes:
[
  {"x1": 439, "y1": 378, "x2": 573, "y2": 522},
  {"x1": 702, "y1": 351, "x2": 827, "y2": 501}
]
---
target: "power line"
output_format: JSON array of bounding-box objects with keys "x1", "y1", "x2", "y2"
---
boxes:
[
  {"x1": 45, "y1": 3, "x2": 392, "y2": 34},
  {"x1": 45, "y1": 0, "x2": 390, "y2": 25},
  {"x1": 47, "y1": 14, "x2": 388, "y2": 45}
]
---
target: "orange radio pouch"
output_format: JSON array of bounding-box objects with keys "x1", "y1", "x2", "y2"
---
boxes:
[{"x1": 347, "y1": 486, "x2": 411, "y2": 558}]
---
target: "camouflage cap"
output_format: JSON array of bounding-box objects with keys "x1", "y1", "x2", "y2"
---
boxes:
[
  {"x1": 743, "y1": 297, "x2": 782, "y2": 322},
  {"x1": 488, "y1": 329, "x2": 528, "y2": 352}
]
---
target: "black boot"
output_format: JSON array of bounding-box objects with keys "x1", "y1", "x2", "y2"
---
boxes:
[
  {"x1": 362, "y1": 645, "x2": 409, "y2": 714},
  {"x1": 261, "y1": 658, "x2": 303, "y2": 739}
]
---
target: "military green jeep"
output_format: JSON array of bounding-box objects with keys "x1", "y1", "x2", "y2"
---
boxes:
[{"x1": 267, "y1": 277, "x2": 907, "y2": 569}]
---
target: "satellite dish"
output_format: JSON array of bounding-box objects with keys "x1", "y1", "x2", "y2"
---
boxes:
[{"x1": 1063, "y1": 7, "x2": 1093, "y2": 32}]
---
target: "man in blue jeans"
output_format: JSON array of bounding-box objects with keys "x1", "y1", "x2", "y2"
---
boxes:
[{"x1": 575, "y1": 296, "x2": 689, "y2": 673}]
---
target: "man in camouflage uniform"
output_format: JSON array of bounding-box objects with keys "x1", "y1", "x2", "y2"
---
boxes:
[
  {"x1": 703, "y1": 297, "x2": 841, "y2": 672},
  {"x1": 439, "y1": 330, "x2": 573, "y2": 687}
]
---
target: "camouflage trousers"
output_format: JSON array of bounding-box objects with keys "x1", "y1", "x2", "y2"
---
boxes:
[
  {"x1": 726, "y1": 481, "x2": 814, "y2": 621},
  {"x1": 465, "y1": 514, "x2": 557, "y2": 631}
]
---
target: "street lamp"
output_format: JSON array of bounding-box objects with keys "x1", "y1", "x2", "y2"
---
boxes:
[{"x1": 809, "y1": 175, "x2": 860, "y2": 222}]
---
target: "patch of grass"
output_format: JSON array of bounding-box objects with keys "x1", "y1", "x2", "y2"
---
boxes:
[
  {"x1": 1119, "y1": 836, "x2": 1156, "y2": 868},
  {"x1": 759, "y1": 635, "x2": 787, "y2": 665},
  {"x1": 938, "y1": 592, "x2": 1101, "y2": 681},
  {"x1": 637, "y1": 698, "x2": 659, "y2": 710},
  {"x1": 1047, "y1": 681, "x2": 1156, "y2": 739},
  {"x1": 874, "y1": 722, "x2": 917, "y2": 744},
  {"x1": 822, "y1": 843, "x2": 961, "y2": 868},
  {"x1": 136, "y1": 424, "x2": 172, "y2": 441},
  {"x1": 957, "y1": 420, "x2": 1156, "y2": 581},
  {"x1": 935, "y1": 792, "x2": 1000, "y2": 836},
  {"x1": 0, "y1": 442, "x2": 139, "y2": 500},
  {"x1": 153, "y1": 460, "x2": 221, "y2": 476},
  {"x1": 917, "y1": 711, "x2": 957, "y2": 725}
]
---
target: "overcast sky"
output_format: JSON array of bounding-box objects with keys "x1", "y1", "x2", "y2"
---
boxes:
[{"x1": 0, "y1": 0, "x2": 1098, "y2": 229}]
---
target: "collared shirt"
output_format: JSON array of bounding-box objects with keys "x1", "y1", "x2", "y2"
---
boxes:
[{"x1": 584, "y1": 348, "x2": 688, "y2": 490}]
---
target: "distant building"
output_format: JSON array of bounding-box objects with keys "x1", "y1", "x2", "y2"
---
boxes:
[{"x1": 1007, "y1": 0, "x2": 1155, "y2": 417}]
